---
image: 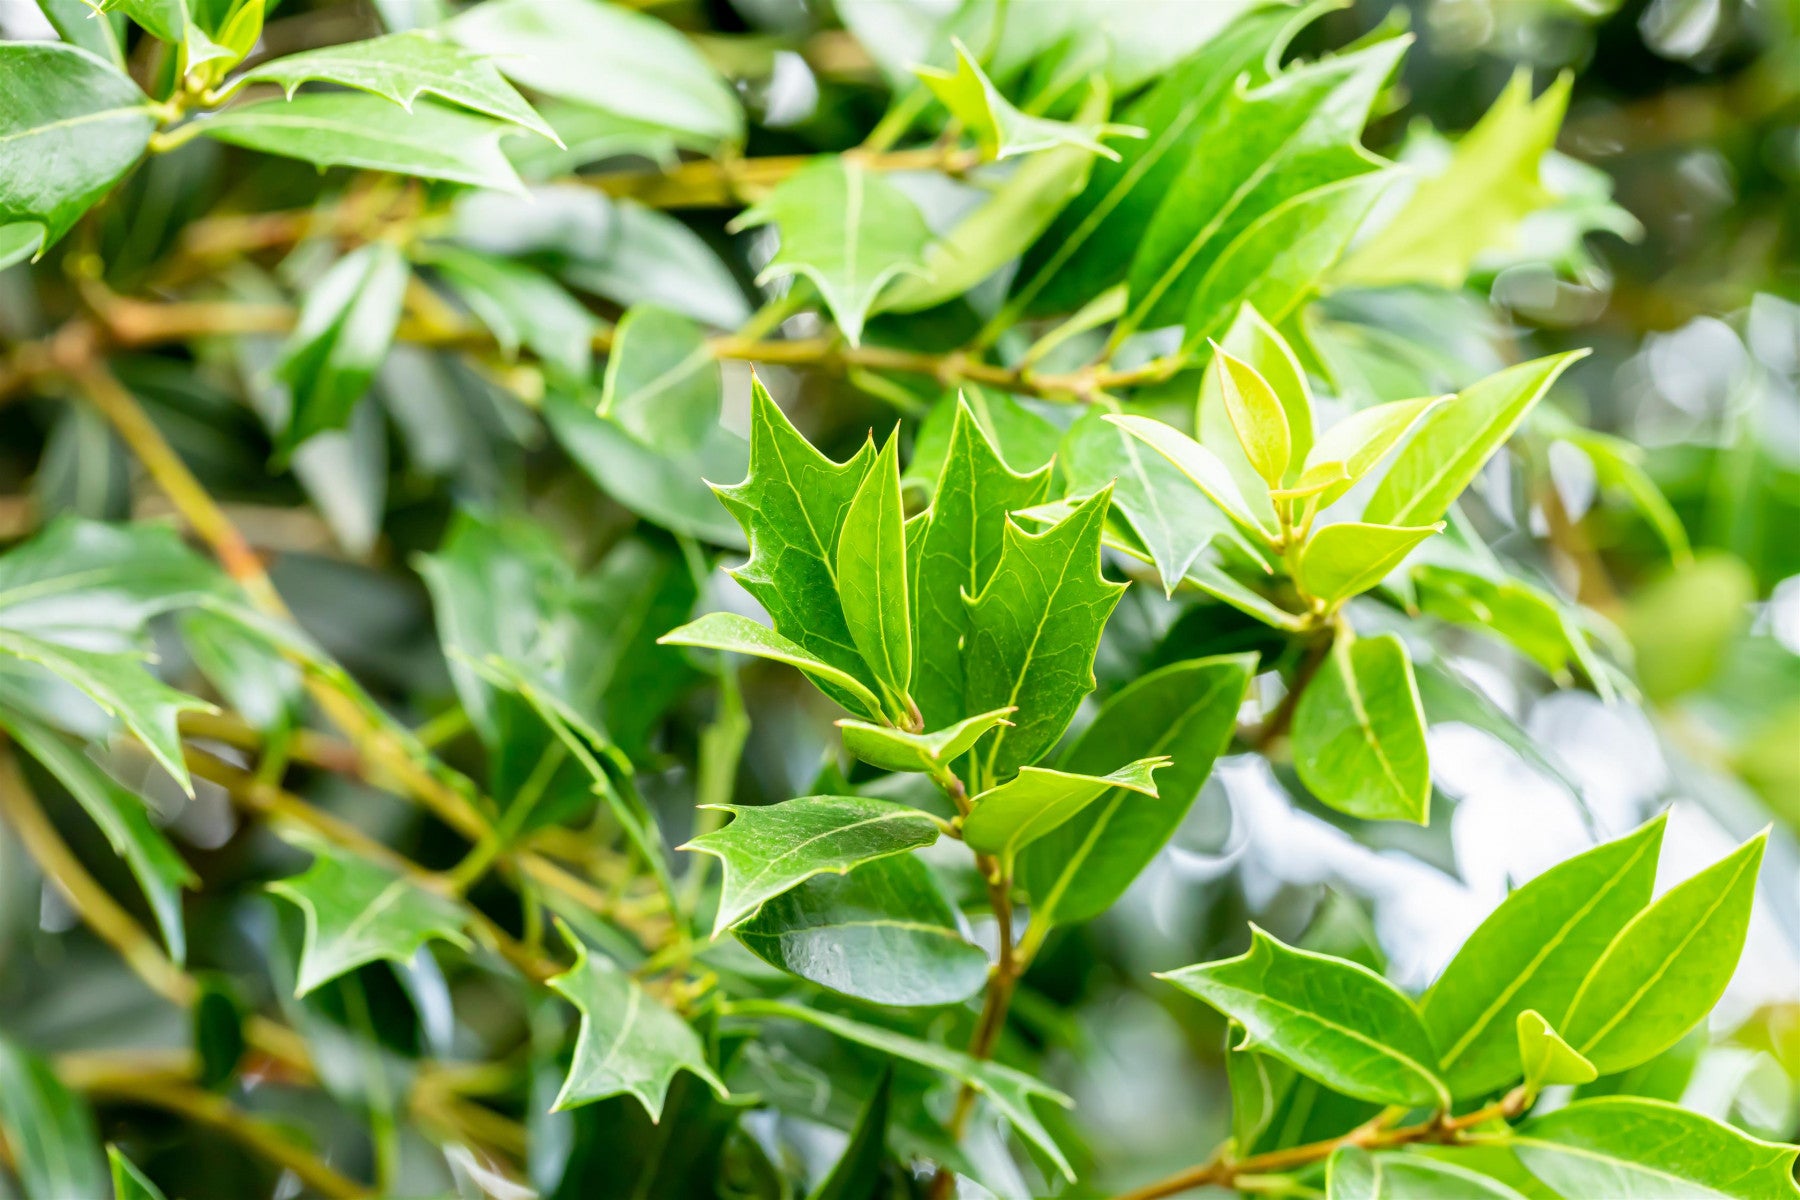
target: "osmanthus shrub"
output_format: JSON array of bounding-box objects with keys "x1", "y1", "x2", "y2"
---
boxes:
[{"x1": 0, "y1": 0, "x2": 1791, "y2": 1198}]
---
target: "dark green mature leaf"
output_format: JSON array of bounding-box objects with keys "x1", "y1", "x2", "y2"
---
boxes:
[
  {"x1": 274, "y1": 242, "x2": 409, "y2": 448},
  {"x1": 911, "y1": 399, "x2": 1052, "y2": 732},
  {"x1": 1292, "y1": 630, "x2": 1430, "y2": 823},
  {"x1": 269, "y1": 838, "x2": 471, "y2": 996},
  {"x1": 0, "y1": 43, "x2": 152, "y2": 258},
  {"x1": 714, "y1": 378, "x2": 879, "y2": 698},
  {"x1": 964, "y1": 487, "x2": 1125, "y2": 781},
  {"x1": 809, "y1": 1067, "x2": 891, "y2": 1200},
  {"x1": 1422, "y1": 815, "x2": 1665, "y2": 1099},
  {"x1": 199, "y1": 93, "x2": 526, "y2": 192},
  {"x1": 238, "y1": 30, "x2": 557, "y2": 141},
  {"x1": 1516, "y1": 1009, "x2": 1596, "y2": 1091},
  {"x1": 726, "y1": 999, "x2": 1075, "y2": 1179},
  {"x1": 1020, "y1": 654, "x2": 1256, "y2": 926},
  {"x1": 1328, "y1": 1146, "x2": 1530, "y2": 1199},
  {"x1": 963, "y1": 757, "x2": 1167, "y2": 868},
  {"x1": 905, "y1": 385, "x2": 1060, "y2": 495},
  {"x1": 838, "y1": 434, "x2": 913, "y2": 713},
  {"x1": 109, "y1": 1146, "x2": 170, "y2": 1200},
  {"x1": 598, "y1": 304, "x2": 718, "y2": 454},
  {"x1": 0, "y1": 1038, "x2": 106, "y2": 1200},
  {"x1": 1106, "y1": 412, "x2": 1271, "y2": 540},
  {"x1": 1, "y1": 713, "x2": 195, "y2": 963},
  {"x1": 450, "y1": 0, "x2": 742, "y2": 148},
  {"x1": 37, "y1": 0, "x2": 127, "y2": 68},
  {"x1": 427, "y1": 244, "x2": 595, "y2": 384},
  {"x1": 918, "y1": 39, "x2": 1136, "y2": 161},
  {"x1": 734, "y1": 160, "x2": 932, "y2": 344},
  {"x1": 837, "y1": 707, "x2": 1014, "y2": 775},
  {"x1": 1161, "y1": 928, "x2": 1450, "y2": 1108},
  {"x1": 738, "y1": 855, "x2": 988, "y2": 1007},
  {"x1": 0, "y1": 517, "x2": 225, "y2": 635},
  {"x1": 180, "y1": 607, "x2": 301, "y2": 734},
  {"x1": 1363, "y1": 351, "x2": 1586, "y2": 527},
  {"x1": 1511, "y1": 1098, "x2": 1800, "y2": 1200},
  {"x1": 192, "y1": 976, "x2": 247, "y2": 1091},
  {"x1": 684, "y1": 795, "x2": 942, "y2": 936},
  {"x1": 660, "y1": 612, "x2": 885, "y2": 721},
  {"x1": 1562, "y1": 833, "x2": 1767, "y2": 1074},
  {"x1": 1299, "y1": 522, "x2": 1441, "y2": 607},
  {"x1": 549, "y1": 942, "x2": 728, "y2": 1119}
]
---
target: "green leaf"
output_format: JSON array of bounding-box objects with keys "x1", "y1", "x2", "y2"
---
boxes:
[
  {"x1": 0, "y1": 43, "x2": 152, "y2": 258},
  {"x1": 105, "y1": 0, "x2": 232, "y2": 77},
  {"x1": 548, "y1": 941, "x2": 728, "y2": 1119},
  {"x1": 1511, "y1": 1097, "x2": 1800, "y2": 1200},
  {"x1": 964, "y1": 487, "x2": 1127, "y2": 780},
  {"x1": 1292, "y1": 630, "x2": 1430, "y2": 823},
  {"x1": 659, "y1": 612, "x2": 885, "y2": 722},
  {"x1": 37, "y1": 0, "x2": 127, "y2": 69},
  {"x1": 108, "y1": 1146, "x2": 169, "y2": 1200},
  {"x1": 1159, "y1": 928, "x2": 1450, "y2": 1108},
  {"x1": 426, "y1": 244, "x2": 595, "y2": 384},
  {"x1": 963, "y1": 757, "x2": 1167, "y2": 869},
  {"x1": 1517, "y1": 1009, "x2": 1596, "y2": 1091},
  {"x1": 1211, "y1": 344, "x2": 1293, "y2": 488},
  {"x1": 237, "y1": 30, "x2": 557, "y2": 142},
  {"x1": 274, "y1": 242, "x2": 409, "y2": 448},
  {"x1": 0, "y1": 712, "x2": 195, "y2": 963},
  {"x1": 449, "y1": 0, "x2": 741, "y2": 148},
  {"x1": 1020, "y1": 653, "x2": 1256, "y2": 927},
  {"x1": 1422, "y1": 815, "x2": 1665, "y2": 1099},
  {"x1": 837, "y1": 433, "x2": 913, "y2": 714},
  {"x1": 0, "y1": 516, "x2": 227, "y2": 635},
  {"x1": 733, "y1": 160, "x2": 932, "y2": 345},
  {"x1": 726, "y1": 999, "x2": 1075, "y2": 1180},
  {"x1": 269, "y1": 837, "x2": 471, "y2": 996},
  {"x1": 1337, "y1": 71, "x2": 1571, "y2": 290},
  {"x1": 1364, "y1": 351, "x2": 1587, "y2": 527},
  {"x1": 1105, "y1": 413, "x2": 1271, "y2": 539},
  {"x1": 809, "y1": 1067, "x2": 891, "y2": 1200},
  {"x1": 199, "y1": 93, "x2": 526, "y2": 193},
  {"x1": 911, "y1": 398, "x2": 1052, "y2": 732},
  {"x1": 1327, "y1": 1146, "x2": 1531, "y2": 1199},
  {"x1": 0, "y1": 1038, "x2": 105, "y2": 1200},
  {"x1": 1299, "y1": 522, "x2": 1442, "y2": 606},
  {"x1": 1294, "y1": 394, "x2": 1447, "y2": 508},
  {"x1": 179, "y1": 607, "x2": 301, "y2": 734},
  {"x1": 193, "y1": 975, "x2": 247, "y2": 1091},
  {"x1": 837, "y1": 707, "x2": 1014, "y2": 775},
  {"x1": 714, "y1": 378, "x2": 879, "y2": 701},
  {"x1": 1200, "y1": 304, "x2": 1317, "y2": 509},
  {"x1": 597, "y1": 304, "x2": 719, "y2": 454},
  {"x1": 917, "y1": 39, "x2": 1138, "y2": 162},
  {"x1": 1562, "y1": 832, "x2": 1768, "y2": 1075},
  {"x1": 682, "y1": 795, "x2": 942, "y2": 936},
  {"x1": 738, "y1": 855, "x2": 988, "y2": 1007}
]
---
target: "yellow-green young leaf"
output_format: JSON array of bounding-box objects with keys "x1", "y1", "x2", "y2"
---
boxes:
[
  {"x1": 1337, "y1": 71, "x2": 1571, "y2": 290},
  {"x1": 597, "y1": 303, "x2": 717, "y2": 453},
  {"x1": 737, "y1": 855, "x2": 988, "y2": 1007},
  {"x1": 1364, "y1": 351, "x2": 1586, "y2": 527},
  {"x1": 1512, "y1": 1098, "x2": 1800, "y2": 1200},
  {"x1": 1298, "y1": 521, "x2": 1441, "y2": 606},
  {"x1": 659, "y1": 612, "x2": 885, "y2": 722},
  {"x1": 1422, "y1": 815, "x2": 1665, "y2": 1099},
  {"x1": 1294, "y1": 394, "x2": 1447, "y2": 508},
  {"x1": 964, "y1": 487, "x2": 1127, "y2": 780},
  {"x1": 1517, "y1": 1010, "x2": 1596, "y2": 1091},
  {"x1": 837, "y1": 706, "x2": 1014, "y2": 775},
  {"x1": 837, "y1": 433, "x2": 912, "y2": 713},
  {"x1": 236, "y1": 31, "x2": 557, "y2": 142},
  {"x1": 962, "y1": 756, "x2": 1168, "y2": 869},
  {"x1": 0, "y1": 1039, "x2": 105, "y2": 1200},
  {"x1": 1105, "y1": 413, "x2": 1272, "y2": 539},
  {"x1": 0, "y1": 44, "x2": 153, "y2": 259},
  {"x1": 1210, "y1": 345, "x2": 1292, "y2": 488},
  {"x1": 1292, "y1": 630, "x2": 1430, "y2": 823},
  {"x1": 733, "y1": 159, "x2": 932, "y2": 344},
  {"x1": 682, "y1": 796, "x2": 942, "y2": 936},
  {"x1": 274, "y1": 242, "x2": 410, "y2": 449},
  {"x1": 268, "y1": 839, "x2": 471, "y2": 996},
  {"x1": 207, "y1": 0, "x2": 263, "y2": 79},
  {"x1": 548, "y1": 943, "x2": 728, "y2": 1119},
  {"x1": 1621, "y1": 552, "x2": 1754, "y2": 703},
  {"x1": 105, "y1": 0, "x2": 232, "y2": 77},
  {"x1": 916, "y1": 39, "x2": 1139, "y2": 162},
  {"x1": 1562, "y1": 832, "x2": 1768, "y2": 1075},
  {"x1": 1327, "y1": 1146, "x2": 1532, "y2": 1200},
  {"x1": 108, "y1": 1147, "x2": 168, "y2": 1200},
  {"x1": 1201, "y1": 304, "x2": 1316, "y2": 503},
  {"x1": 1159, "y1": 928, "x2": 1450, "y2": 1108}
]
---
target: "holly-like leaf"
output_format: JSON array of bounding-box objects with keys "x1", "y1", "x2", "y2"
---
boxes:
[
  {"x1": 1511, "y1": 1098, "x2": 1800, "y2": 1200},
  {"x1": 1020, "y1": 654, "x2": 1256, "y2": 927},
  {"x1": 659, "y1": 612, "x2": 885, "y2": 722},
  {"x1": 1422, "y1": 815, "x2": 1665, "y2": 1099},
  {"x1": 683, "y1": 795, "x2": 942, "y2": 936},
  {"x1": 269, "y1": 838, "x2": 471, "y2": 996},
  {"x1": 0, "y1": 517, "x2": 226, "y2": 637},
  {"x1": 911, "y1": 399, "x2": 1053, "y2": 732},
  {"x1": 837, "y1": 707, "x2": 1014, "y2": 776},
  {"x1": 962, "y1": 757, "x2": 1167, "y2": 869},
  {"x1": 1517, "y1": 1010, "x2": 1596, "y2": 1092},
  {"x1": 1159, "y1": 928, "x2": 1450, "y2": 1108},
  {"x1": 737, "y1": 855, "x2": 988, "y2": 1007},
  {"x1": 837, "y1": 433, "x2": 913, "y2": 714},
  {"x1": 108, "y1": 1147, "x2": 169, "y2": 1200},
  {"x1": 237, "y1": 30, "x2": 557, "y2": 142},
  {"x1": 274, "y1": 242, "x2": 410, "y2": 448},
  {"x1": 180, "y1": 607, "x2": 301, "y2": 735},
  {"x1": 1292, "y1": 630, "x2": 1430, "y2": 823},
  {"x1": 0, "y1": 1038, "x2": 105, "y2": 1200},
  {"x1": 917, "y1": 39, "x2": 1138, "y2": 162},
  {"x1": 548, "y1": 942, "x2": 728, "y2": 1119},
  {"x1": 199, "y1": 93, "x2": 526, "y2": 193},
  {"x1": 963, "y1": 487, "x2": 1126, "y2": 780},
  {"x1": 0, "y1": 43, "x2": 152, "y2": 259},
  {"x1": 597, "y1": 304, "x2": 719, "y2": 454},
  {"x1": 1562, "y1": 832, "x2": 1767, "y2": 1074},
  {"x1": 733, "y1": 159, "x2": 932, "y2": 344},
  {"x1": 1298, "y1": 521, "x2": 1441, "y2": 607},
  {"x1": 427, "y1": 245, "x2": 595, "y2": 384},
  {"x1": 1327, "y1": 1146, "x2": 1530, "y2": 1200}
]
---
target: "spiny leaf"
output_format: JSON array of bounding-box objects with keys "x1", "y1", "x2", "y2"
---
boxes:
[
  {"x1": 837, "y1": 432, "x2": 913, "y2": 715},
  {"x1": 917, "y1": 38, "x2": 1140, "y2": 162},
  {"x1": 1292, "y1": 630, "x2": 1430, "y2": 824},
  {"x1": 0, "y1": 516, "x2": 227, "y2": 635},
  {"x1": 836, "y1": 707, "x2": 1014, "y2": 775},
  {"x1": 962, "y1": 756, "x2": 1167, "y2": 869},
  {"x1": 659, "y1": 612, "x2": 885, "y2": 722}
]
